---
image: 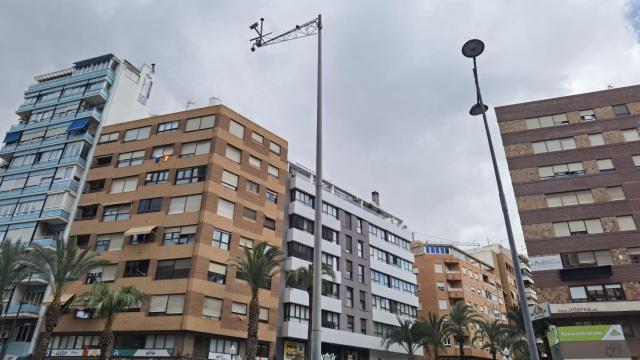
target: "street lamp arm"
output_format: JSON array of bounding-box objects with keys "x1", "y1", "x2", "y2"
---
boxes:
[{"x1": 250, "y1": 17, "x2": 321, "y2": 49}]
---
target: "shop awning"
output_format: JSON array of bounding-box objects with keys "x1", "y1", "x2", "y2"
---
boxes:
[
  {"x1": 124, "y1": 225, "x2": 157, "y2": 236},
  {"x1": 66, "y1": 117, "x2": 91, "y2": 131},
  {"x1": 3, "y1": 131, "x2": 22, "y2": 144}
]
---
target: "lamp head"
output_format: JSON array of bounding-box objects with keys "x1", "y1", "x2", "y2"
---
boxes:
[
  {"x1": 250, "y1": 22, "x2": 259, "y2": 30},
  {"x1": 469, "y1": 103, "x2": 489, "y2": 116},
  {"x1": 462, "y1": 39, "x2": 485, "y2": 58}
]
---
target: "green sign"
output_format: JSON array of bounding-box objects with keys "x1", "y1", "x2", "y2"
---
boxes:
[{"x1": 547, "y1": 325, "x2": 625, "y2": 345}]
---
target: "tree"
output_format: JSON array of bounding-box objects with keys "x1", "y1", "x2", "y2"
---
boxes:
[
  {"x1": 232, "y1": 241, "x2": 281, "y2": 360},
  {"x1": 0, "y1": 240, "x2": 29, "y2": 315},
  {"x1": 445, "y1": 302, "x2": 479, "y2": 360},
  {"x1": 419, "y1": 312, "x2": 450, "y2": 360},
  {"x1": 472, "y1": 319, "x2": 508, "y2": 360},
  {"x1": 285, "y1": 263, "x2": 335, "y2": 360},
  {"x1": 381, "y1": 317, "x2": 425, "y2": 359},
  {"x1": 23, "y1": 240, "x2": 107, "y2": 360},
  {"x1": 76, "y1": 283, "x2": 145, "y2": 360}
]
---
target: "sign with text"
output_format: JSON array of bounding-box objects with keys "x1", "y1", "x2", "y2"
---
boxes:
[
  {"x1": 547, "y1": 325, "x2": 630, "y2": 360},
  {"x1": 529, "y1": 254, "x2": 562, "y2": 271},
  {"x1": 551, "y1": 301, "x2": 640, "y2": 314},
  {"x1": 112, "y1": 349, "x2": 172, "y2": 357},
  {"x1": 528, "y1": 302, "x2": 551, "y2": 321},
  {"x1": 47, "y1": 349, "x2": 100, "y2": 357},
  {"x1": 208, "y1": 353, "x2": 232, "y2": 360},
  {"x1": 284, "y1": 341, "x2": 305, "y2": 360}
]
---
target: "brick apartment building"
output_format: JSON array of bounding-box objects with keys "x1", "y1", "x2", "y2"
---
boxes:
[
  {"x1": 45, "y1": 104, "x2": 287, "y2": 359},
  {"x1": 497, "y1": 85, "x2": 640, "y2": 358}
]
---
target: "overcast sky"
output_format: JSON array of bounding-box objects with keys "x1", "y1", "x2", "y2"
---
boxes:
[{"x1": 1, "y1": 1, "x2": 640, "y2": 253}]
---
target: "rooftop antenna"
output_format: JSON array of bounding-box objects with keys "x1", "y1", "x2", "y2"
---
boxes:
[{"x1": 185, "y1": 100, "x2": 195, "y2": 110}]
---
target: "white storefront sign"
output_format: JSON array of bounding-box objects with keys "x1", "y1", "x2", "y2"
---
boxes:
[
  {"x1": 529, "y1": 254, "x2": 563, "y2": 271},
  {"x1": 551, "y1": 301, "x2": 640, "y2": 314},
  {"x1": 528, "y1": 302, "x2": 551, "y2": 321},
  {"x1": 208, "y1": 353, "x2": 232, "y2": 360}
]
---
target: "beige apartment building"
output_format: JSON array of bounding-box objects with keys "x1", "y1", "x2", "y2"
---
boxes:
[
  {"x1": 411, "y1": 242, "x2": 507, "y2": 360},
  {"x1": 469, "y1": 244, "x2": 519, "y2": 311},
  {"x1": 44, "y1": 105, "x2": 287, "y2": 359}
]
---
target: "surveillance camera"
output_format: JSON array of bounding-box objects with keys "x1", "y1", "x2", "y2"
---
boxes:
[{"x1": 250, "y1": 22, "x2": 259, "y2": 30}]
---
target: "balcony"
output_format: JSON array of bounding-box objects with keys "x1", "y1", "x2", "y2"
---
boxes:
[
  {"x1": 4, "y1": 304, "x2": 41, "y2": 317},
  {"x1": 8, "y1": 106, "x2": 102, "y2": 136},
  {"x1": 560, "y1": 265, "x2": 612, "y2": 281},
  {"x1": 26, "y1": 67, "x2": 114, "y2": 93},
  {"x1": 445, "y1": 271, "x2": 462, "y2": 281},
  {"x1": 81, "y1": 88, "x2": 109, "y2": 105},
  {"x1": 448, "y1": 288, "x2": 465, "y2": 299}
]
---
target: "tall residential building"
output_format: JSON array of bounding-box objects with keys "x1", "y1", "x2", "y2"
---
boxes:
[
  {"x1": 496, "y1": 85, "x2": 640, "y2": 357},
  {"x1": 280, "y1": 164, "x2": 419, "y2": 360},
  {"x1": 411, "y1": 242, "x2": 507, "y2": 360},
  {"x1": 43, "y1": 105, "x2": 287, "y2": 359},
  {"x1": 0, "y1": 54, "x2": 154, "y2": 358},
  {"x1": 518, "y1": 254, "x2": 537, "y2": 306},
  {"x1": 468, "y1": 244, "x2": 519, "y2": 310}
]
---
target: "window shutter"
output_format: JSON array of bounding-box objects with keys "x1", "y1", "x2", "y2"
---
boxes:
[
  {"x1": 201, "y1": 115, "x2": 215, "y2": 129},
  {"x1": 623, "y1": 129, "x2": 640, "y2": 142},
  {"x1": 222, "y1": 171, "x2": 239, "y2": 188},
  {"x1": 169, "y1": 197, "x2": 187, "y2": 214},
  {"x1": 568, "y1": 162, "x2": 584, "y2": 172},
  {"x1": 109, "y1": 234, "x2": 124, "y2": 251},
  {"x1": 546, "y1": 140, "x2": 562, "y2": 152},
  {"x1": 538, "y1": 116, "x2": 554, "y2": 127},
  {"x1": 123, "y1": 177, "x2": 138, "y2": 192},
  {"x1": 617, "y1": 216, "x2": 637, "y2": 231},
  {"x1": 45, "y1": 127, "x2": 67, "y2": 138},
  {"x1": 225, "y1": 146, "x2": 241, "y2": 163},
  {"x1": 525, "y1": 118, "x2": 540, "y2": 129},
  {"x1": 538, "y1": 166, "x2": 554, "y2": 178},
  {"x1": 185, "y1": 118, "x2": 199, "y2": 132},
  {"x1": 576, "y1": 190, "x2": 594, "y2": 204},
  {"x1": 181, "y1": 225, "x2": 197, "y2": 234},
  {"x1": 545, "y1": 194, "x2": 562, "y2": 207},
  {"x1": 249, "y1": 156, "x2": 261, "y2": 167},
  {"x1": 149, "y1": 296, "x2": 168, "y2": 312},
  {"x1": 589, "y1": 134, "x2": 604, "y2": 146},
  {"x1": 560, "y1": 138, "x2": 576, "y2": 150},
  {"x1": 552, "y1": 164, "x2": 569, "y2": 174},
  {"x1": 607, "y1": 187, "x2": 625, "y2": 201},
  {"x1": 231, "y1": 302, "x2": 247, "y2": 314},
  {"x1": 585, "y1": 219, "x2": 603, "y2": 234},
  {"x1": 184, "y1": 195, "x2": 202, "y2": 213},
  {"x1": 110, "y1": 179, "x2": 124, "y2": 194},
  {"x1": 229, "y1": 120, "x2": 245, "y2": 139},
  {"x1": 268, "y1": 165, "x2": 279, "y2": 178},
  {"x1": 568, "y1": 220, "x2": 586, "y2": 232},
  {"x1": 532, "y1": 142, "x2": 547, "y2": 154},
  {"x1": 259, "y1": 307, "x2": 269, "y2": 321},
  {"x1": 553, "y1": 222, "x2": 570, "y2": 237},
  {"x1": 239, "y1": 237, "x2": 254, "y2": 248},
  {"x1": 203, "y1": 297, "x2": 222, "y2": 318},
  {"x1": 166, "y1": 295, "x2": 185, "y2": 314},
  {"x1": 181, "y1": 143, "x2": 196, "y2": 155},
  {"x1": 627, "y1": 248, "x2": 640, "y2": 255},
  {"x1": 102, "y1": 265, "x2": 117, "y2": 281},
  {"x1": 569, "y1": 287, "x2": 586, "y2": 300},
  {"x1": 208, "y1": 262, "x2": 226, "y2": 275},
  {"x1": 594, "y1": 250, "x2": 613, "y2": 265},
  {"x1": 560, "y1": 192, "x2": 578, "y2": 206},
  {"x1": 217, "y1": 199, "x2": 235, "y2": 219},
  {"x1": 597, "y1": 159, "x2": 614, "y2": 170},
  {"x1": 194, "y1": 141, "x2": 211, "y2": 155}
]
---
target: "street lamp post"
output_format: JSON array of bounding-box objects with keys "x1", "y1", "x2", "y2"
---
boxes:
[
  {"x1": 461, "y1": 39, "x2": 540, "y2": 360},
  {"x1": 250, "y1": 15, "x2": 324, "y2": 360}
]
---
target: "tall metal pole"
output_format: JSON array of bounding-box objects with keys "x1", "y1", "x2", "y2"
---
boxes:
[
  {"x1": 471, "y1": 57, "x2": 540, "y2": 360},
  {"x1": 310, "y1": 14, "x2": 323, "y2": 360}
]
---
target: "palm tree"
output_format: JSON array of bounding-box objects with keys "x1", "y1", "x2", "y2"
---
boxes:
[
  {"x1": 380, "y1": 317, "x2": 425, "y2": 360},
  {"x1": 0, "y1": 240, "x2": 29, "y2": 314},
  {"x1": 446, "y1": 302, "x2": 479, "y2": 360},
  {"x1": 76, "y1": 283, "x2": 145, "y2": 360},
  {"x1": 419, "y1": 312, "x2": 450, "y2": 360},
  {"x1": 285, "y1": 263, "x2": 335, "y2": 359},
  {"x1": 23, "y1": 239, "x2": 107, "y2": 360},
  {"x1": 472, "y1": 319, "x2": 508, "y2": 360},
  {"x1": 232, "y1": 241, "x2": 281, "y2": 360}
]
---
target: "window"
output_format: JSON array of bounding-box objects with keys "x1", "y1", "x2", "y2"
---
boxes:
[
  {"x1": 283, "y1": 303, "x2": 309, "y2": 323},
  {"x1": 208, "y1": 337, "x2": 239, "y2": 355},
  {"x1": 622, "y1": 129, "x2": 640, "y2": 142},
  {"x1": 149, "y1": 294, "x2": 185, "y2": 315},
  {"x1": 225, "y1": 145, "x2": 241, "y2": 163},
  {"x1": 145, "y1": 170, "x2": 169, "y2": 185},
  {"x1": 229, "y1": 120, "x2": 245, "y2": 139},
  {"x1": 264, "y1": 216, "x2": 276, "y2": 230},
  {"x1": 344, "y1": 213, "x2": 352, "y2": 229},
  {"x1": 180, "y1": 141, "x2": 211, "y2": 157},
  {"x1": 532, "y1": 137, "x2": 576, "y2": 154},
  {"x1": 163, "y1": 225, "x2": 196, "y2": 246},
  {"x1": 266, "y1": 189, "x2": 278, "y2": 203},
  {"x1": 347, "y1": 316, "x2": 355, "y2": 332},
  {"x1": 85, "y1": 179, "x2": 105, "y2": 193},
  {"x1": 243, "y1": 207, "x2": 257, "y2": 221},
  {"x1": 613, "y1": 104, "x2": 630, "y2": 117},
  {"x1": 589, "y1": 133, "x2": 605, "y2": 146},
  {"x1": 9, "y1": 154, "x2": 35, "y2": 168},
  {"x1": 231, "y1": 302, "x2": 247, "y2": 315},
  {"x1": 359, "y1": 290, "x2": 366, "y2": 310},
  {"x1": 207, "y1": 262, "x2": 227, "y2": 284},
  {"x1": 570, "y1": 284, "x2": 624, "y2": 302},
  {"x1": 75, "y1": 234, "x2": 90, "y2": 248},
  {"x1": 434, "y1": 263, "x2": 443, "y2": 273},
  {"x1": 110, "y1": 176, "x2": 138, "y2": 194},
  {"x1": 633, "y1": 155, "x2": 640, "y2": 167},
  {"x1": 628, "y1": 248, "x2": 640, "y2": 263},
  {"x1": 438, "y1": 300, "x2": 448, "y2": 310},
  {"x1": 259, "y1": 308, "x2": 269, "y2": 323},
  {"x1": 292, "y1": 190, "x2": 314, "y2": 207},
  {"x1": 607, "y1": 186, "x2": 625, "y2": 201},
  {"x1": 156, "y1": 259, "x2": 191, "y2": 280},
  {"x1": 345, "y1": 235, "x2": 352, "y2": 253},
  {"x1": 361, "y1": 319, "x2": 367, "y2": 334},
  {"x1": 251, "y1": 132, "x2": 264, "y2": 143},
  {"x1": 151, "y1": 145, "x2": 174, "y2": 159},
  {"x1": 239, "y1": 237, "x2": 254, "y2": 248},
  {"x1": 221, "y1": 170, "x2": 239, "y2": 190},
  {"x1": 356, "y1": 218, "x2": 363, "y2": 233},
  {"x1": 545, "y1": 190, "x2": 594, "y2": 207},
  {"x1": 287, "y1": 242, "x2": 313, "y2": 262},
  {"x1": 175, "y1": 166, "x2": 206, "y2": 184},
  {"x1": 561, "y1": 250, "x2": 612, "y2": 268},
  {"x1": 245, "y1": 179, "x2": 260, "y2": 194},
  {"x1": 290, "y1": 214, "x2": 314, "y2": 233},
  {"x1": 616, "y1": 216, "x2": 636, "y2": 231},
  {"x1": 202, "y1": 297, "x2": 223, "y2": 319},
  {"x1": 212, "y1": 229, "x2": 231, "y2": 250},
  {"x1": 95, "y1": 233, "x2": 124, "y2": 252},
  {"x1": 102, "y1": 204, "x2": 130, "y2": 222},
  {"x1": 98, "y1": 132, "x2": 118, "y2": 144},
  {"x1": 580, "y1": 110, "x2": 596, "y2": 121},
  {"x1": 157, "y1": 121, "x2": 178, "y2": 134},
  {"x1": 357, "y1": 265, "x2": 365, "y2": 283},
  {"x1": 437, "y1": 281, "x2": 445, "y2": 291},
  {"x1": 321, "y1": 310, "x2": 339, "y2": 329},
  {"x1": 248, "y1": 155, "x2": 261, "y2": 168},
  {"x1": 269, "y1": 142, "x2": 281, "y2": 155},
  {"x1": 94, "y1": 155, "x2": 113, "y2": 167},
  {"x1": 345, "y1": 260, "x2": 353, "y2": 280},
  {"x1": 597, "y1": 159, "x2": 614, "y2": 172},
  {"x1": 138, "y1": 198, "x2": 163, "y2": 213},
  {"x1": 86, "y1": 264, "x2": 117, "y2": 284},
  {"x1": 267, "y1": 164, "x2": 279, "y2": 178},
  {"x1": 117, "y1": 150, "x2": 145, "y2": 167},
  {"x1": 553, "y1": 219, "x2": 603, "y2": 237},
  {"x1": 123, "y1": 260, "x2": 150, "y2": 277},
  {"x1": 123, "y1": 126, "x2": 151, "y2": 142},
  {"x1": 525, "y1": 114, "x2": 569, "y2": 129},
  {"x1": 168, "y1": 194, "x2": 202, "y2": 214},
  {"x1": 322, "y1": 203, "x2": 338, "y2": 218},
  {"x1": 62, "y1": 142, "x2": 85, "y2": 158},
  {"x1": 357, "y1": 241, "x2": 364, "y2": 257},
  {"x1": 322, "y1": 253, "x2": 339, "y2": 272},
  {"x1": 185, "y1": 115, "x2": 215, "y2": 131},
  {"x1": 323, "y1": 281, "x2": 340, "y2": 299},
  {"x1": 217, "y1": 198, "x2": 235, "y2": 219},
  {"x1": 322, "y1": 227, "x2": 339, "y2": 243}
]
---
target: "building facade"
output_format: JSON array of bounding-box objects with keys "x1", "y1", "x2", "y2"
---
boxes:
[
  {"x1": 411, "y1": 243, "x2": 507, "y2": 360},
  {"x1": 0, "y1": 54, "x2": 154, "y2": 358},
  {"x1": 47, "y1": 105, "x2": 287, "y2": 359},
  {"x1": 469, "y1": 244, "x2": 519, "y2": 310},
  {"x1": 496, "y1": 85, "x2": 640, "y2": 358},
  {"x1": 279, "y1": 164, "x2": 420, "y2": 360},
  {"x1": 518, "y1": 254, "x2": 537, "y2": 306}
]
